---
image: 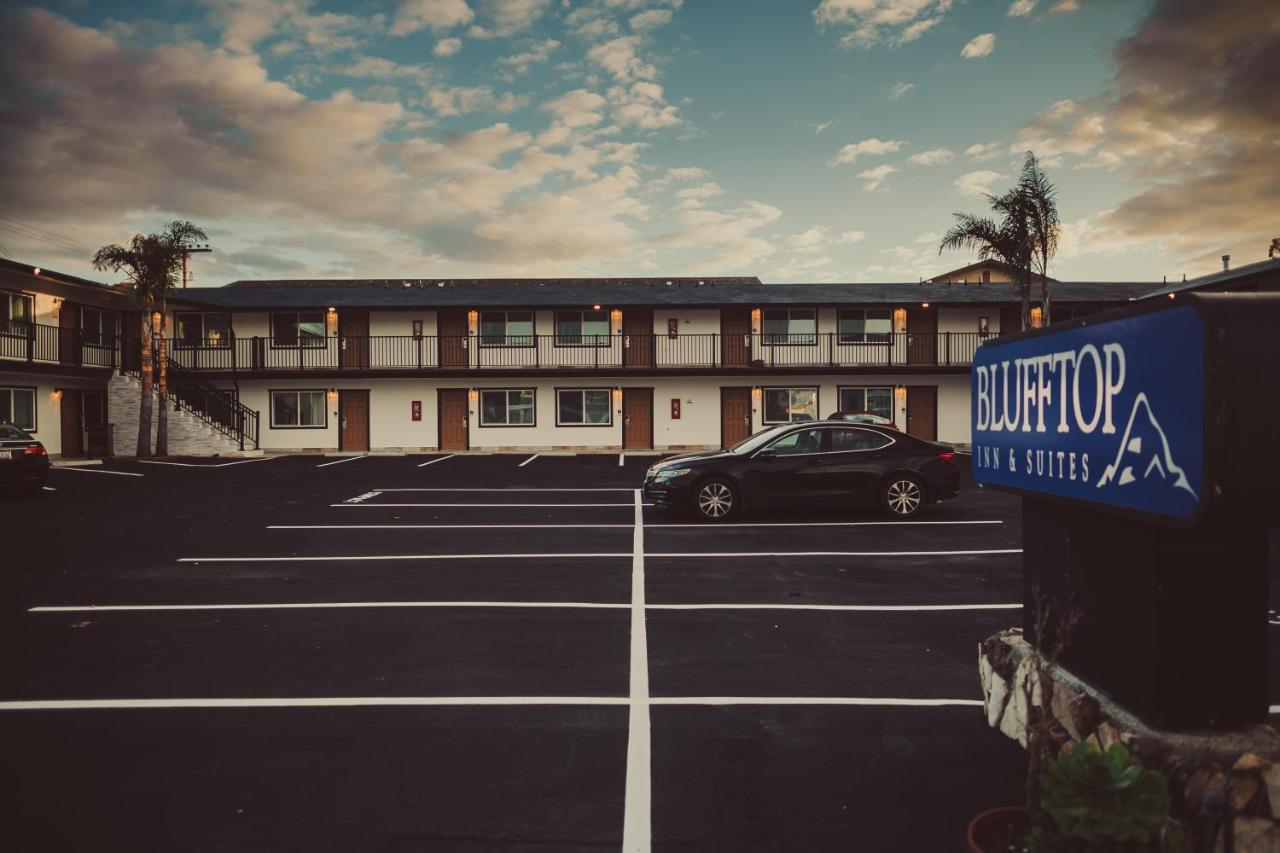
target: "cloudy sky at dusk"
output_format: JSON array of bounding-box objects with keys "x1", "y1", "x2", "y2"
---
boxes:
[{"x1": 0, "y1": 0, "x2": 1275, "y2": 285}]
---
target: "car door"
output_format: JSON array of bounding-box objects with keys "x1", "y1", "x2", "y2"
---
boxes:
[
  {"x1": 820, "y1": 427, "x2": 897, "y2": 505},
  {"x1": 740, "y1": 426, "x2": 829, "y2": 509}
]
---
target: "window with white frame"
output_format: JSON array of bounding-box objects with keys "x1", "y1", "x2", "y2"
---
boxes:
[
  {"x1": 480, "y1": 388, "x2": 535, "y2": 426},
  {"x1": 761, "y1": 309, "x2": 816, "y2": 345},
  {"x1": 763, "y1": 387, "x2": 818, "y2": 424},
  {"x1": 557, "y1": 388, "x2": 612, "y2": 426},
  {"x1": 270, "y1": 390, "x2": 327, "y2": 428},
  {"x1": 0, "y1": 387, "x2": 36, "y2": 430},
  {"x1": 480, "y1": 311, "x2": 534, "y2": 347},
  {"x1": 838, "y1": 309, "x2": 892, "y2": 344},
  {"x1": 176, "y1": 312, "x2": 232, "y2": 348},
  {"x1": 1, "y1": 292, "x2": 33, "y2": 336},
  {"x1": 554, "y1": 310, "x2": 609, "y2": 346},
  {"x1": 80, "y1": 307, "x2": 117, "y2": 347},
  {"x1": 271, "y1": 312, "x2": 326, "y2": 348},
  {"x1": 838, "y1": 386, "x2": 894, "y2": 421}
]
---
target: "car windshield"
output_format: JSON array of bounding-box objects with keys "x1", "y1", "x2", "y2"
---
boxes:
[
  {"x1": 0, "y1": 424, "x2": 30, "y2": 440},
  {"x1": 727, "y1": 424, "x2": 792, "y2": 455}
]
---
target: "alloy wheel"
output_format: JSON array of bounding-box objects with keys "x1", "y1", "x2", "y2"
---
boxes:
[
  {"x1": 886, "y1": 479, "x2": 922, "y2": 515},
  {"x1": 697, "y1": 482, "x2": 734, "y2": 519}
]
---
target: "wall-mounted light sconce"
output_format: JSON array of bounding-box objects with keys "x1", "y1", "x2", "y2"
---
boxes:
[
  {"x1": 1167, "y1": 293, "x2": 1176, "y2": 300},
  {"x1": 750, "y1": 308, "x2": 762, "y2": 332},
  {"x1": 468, "y1": 387, "x2": 478, "y2": 401},
  {"x1": 610, "y1": 308, "x2": 623, "y2": 332},
  {"x1": 613, "y1": 387, "x2": 623, "y2": 400},
  {"x1": 1030, "y1": 306, "x2": 1044, "y2": 328},
  {"x1": 327, "y1": 388, "x2": 338, "y2": 401},
  {"x1": 893, "y1": 307, "x2": 907, "y2": 333},
  {"x1": 467, "y1": 309, "x2": 479, "y2": 325},
  {"x1": 921, "y1": 302, "x2": 930, "y2": 309},
  {"x1": 32, "y1": 267, "x2": 41, "y2": 276},
  {"x1": 52, "y1": 388, "x2": 63, "y2": 401},
  {"x1": 752, "y1": 386, "x2": 762, "y2": 400},
  {"x1": 592, "y1": 303, "x2": 602, "y2": 311}
]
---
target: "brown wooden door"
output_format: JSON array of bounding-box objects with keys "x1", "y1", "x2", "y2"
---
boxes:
[
  {"x1": 438, "y1": 389, "x2": 469, "y2": 451},
  {"x1": 623, "y1": 309, "x2": 653, "y2": 368},
  {"x1": 339, "y1": 390, "x2": 370, "y2": 452},
  {"x1": 721, "y1": 308, "x2": 751, "y2": 367},
  {"x1": 59, "y1": 301, "x2": 79, "y2": 366},
  {"x1": 60, "y1": 390, "x2": 83, "y2": 457},
  {"x1": 438, "y1": 310, "x2": 469, "y2": 368},
  {"x1": 906, "y1": 306, "x2": 937, "y2": 365},
  {"x1": 720, "y1": 387, "x2": 752, "y2": 448},
  {"x1": 83, "y1": 390, "x2": 108, "y2": 457},
  {"x1": 622, "y1": 388, "x2": 653, "y2": 449},
  {"x1": 339, "y1": 310, "x2": 369, "y2": 369},
  {"x1": 999, "y1": 306, "x2": 1022, "y2": 336},
  {"x1": 905, "y1": 385, "x2": 937, "y2": 441}
]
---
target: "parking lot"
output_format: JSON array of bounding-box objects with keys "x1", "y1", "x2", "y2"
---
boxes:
[{"x1": 2, "y1": 453, "x2": 1272, "y2": 851}]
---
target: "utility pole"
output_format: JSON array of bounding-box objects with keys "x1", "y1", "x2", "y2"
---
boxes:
[{"x1": 180, "y1": 241, "x2": 212, "y2": 288}]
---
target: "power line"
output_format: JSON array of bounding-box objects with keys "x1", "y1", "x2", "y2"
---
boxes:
[
  {"x1": 0, "y1": 216, "x2": 86, "y2": 249},
  {"x1": 0, "y1": 221, "x2": 90, "y2": 255}
]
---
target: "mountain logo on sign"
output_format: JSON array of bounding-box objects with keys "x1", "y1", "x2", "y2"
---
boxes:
[{"x1": 1096, "y1": 393, "x2": 1197, "y2": 499}]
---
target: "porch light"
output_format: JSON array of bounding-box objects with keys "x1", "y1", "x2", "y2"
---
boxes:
[
  {"x1": 52, "y1": 388, "x2": 63, "y2": 401},
  {"x1": 469, "y1": 387, "x2": 478, "y2": 401},
  {"x1": 467, "y1": 309, "x2": 479, "y2": 325},
  {"x1": 750, "y1": 307, "x2": 761, "y2": 331},
  {"x1": 613, "y1": 387, "x2": 623, "y2": 399},
  {"x1": 1030, "y1": 306, "x2": 1044, "y2": 328},
  {"x1": 921, "y1": 302, "x2": 930, "y2": 308},
  {"x1": 32, "y1": 267, "x2": 41, "y2": 276},
  {"x1": 893, "y1": 307, "x2": 907, "y2": 333},
  {"x1": 751, "y1": 386, "x2": 761, "y2": 400},
  {"x1": 592, "y1": 304, "x2": 602, "y2": 311},
  {"x1": 1168, "y1": 293, "x2": 1176, "y2": 300},
  {"x1": 610, "y1": 308, "x2": 623, "y2": 330},
  {"x1": 327, "y1": 388, "x2": 338, "y2": 400}
]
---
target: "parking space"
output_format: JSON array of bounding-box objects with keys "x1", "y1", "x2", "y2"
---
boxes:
[{"x1": 8, "y1": 452, "x2": 1269, "y2": 849}]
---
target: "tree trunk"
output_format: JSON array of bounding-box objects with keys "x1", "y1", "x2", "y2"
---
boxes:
[
  {"x1": 156, "y1": 308, "x2": 168, "y2": 457},
  {"x1": 137, "y1": 313, "x2": 153, "y2": 458},
  {"x1": 1020, "y1": 278, "x2": 1032, "y2": 331},
  {"x1": 1040, "y1": 274, "x2": 1052, "y2": 327}
]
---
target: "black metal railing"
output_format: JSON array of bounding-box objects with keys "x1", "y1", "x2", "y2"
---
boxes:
[
  {"x1": 160, "y1": 331, "x2": 997, "y2": 372},
  {"x1": 0, "y1": 321, "x2": 118, "y2": 369}
]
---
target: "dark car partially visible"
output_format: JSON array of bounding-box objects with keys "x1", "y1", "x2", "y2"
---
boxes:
[
  {"x1": 643, "y1": 420, "x2": 958, "y2": 521},
  {"x1": 0, "y1": 424, "x2": 50, "y2": 495}
]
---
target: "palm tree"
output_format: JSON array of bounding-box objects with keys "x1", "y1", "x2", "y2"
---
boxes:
[
  {"x1": 939, "y1": 152, "x2": 1058, "y2": 331},
  {"x1": 92, "y1": 220, "x2": 207, "y2": 456}
]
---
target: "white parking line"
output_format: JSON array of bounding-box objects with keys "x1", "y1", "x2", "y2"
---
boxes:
[
  {"x1": 646, "y1": 520, "x2": 1004, "y2": 528},
  {"x1": 0, "y1": 697, "x2": 630, "y2": 711},
  {"x1": 618, "y1": 453, "x2": 625, "y2": 467},
  {"x1": 30, "y1": 601, "x2": 630, "y2": 613},
  {"x1": 317, "y1": 455, "x2": 367, "y2": 468},
  {"x1": 269, "y1": 524, "x2": 635, "y2": 529},
  {"x1": 650, "y1": 697, "x2": 984, "y2": 707},
  {"x1": 330, "y1": 499, "x2": 645, "y2": 504},
  {"x1": 42, "y1": 486, "x2": 57, "y2": 492},
  {"x1": 179, "y1": 548, "x2": 1019, "y2": 563},
  {"x1": 647, "y1": 603, "x2": 1021, "y2": 612},
  {"x1": 50, "y1": 466, "x2": 144, "y2": 477},
  {"x1": 416, "y1": 455, "x2": 455, "y2": 468},
  {"x1": 518, "y1": 454, "x2": 540, "y2": 467},
  {"x1": 137, "y1": 457, "x2": 274, "y2": 468},
  {"x1": 623, "y1": 488, "x2": 651, "y2": 851},
  {"x1": 647, "y1": 549, "x2": 1022, "y2": 558},
  {"x1": 375, "y1": 488, "x2": 636, "y2": 492}
]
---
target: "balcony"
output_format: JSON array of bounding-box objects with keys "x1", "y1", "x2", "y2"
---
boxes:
[
  {"x1": 0, "y1": 322, "x2": 118, "y2": 370},
  {"x1": 161, "y1": 332, "x2": 995, "y2": 374}
]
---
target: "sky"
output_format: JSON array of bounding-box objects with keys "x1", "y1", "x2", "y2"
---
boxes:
[{"x1": 0, "y1": 0, "x2": 1276, "y2": 286}]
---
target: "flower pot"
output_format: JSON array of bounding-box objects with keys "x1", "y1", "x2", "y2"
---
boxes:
[{"x1": 966, "y1": 805, "x2": 1030, "y2": 853}]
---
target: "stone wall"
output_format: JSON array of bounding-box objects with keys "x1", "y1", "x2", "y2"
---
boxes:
[
  {"x1": 108, "y1": 373, "x2": 250, "y2": 457},
  {"x1": 980, "y1": 629, "x2": 1280, "y2": 852}
]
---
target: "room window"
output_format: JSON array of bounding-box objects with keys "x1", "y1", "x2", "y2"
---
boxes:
[
  {"x1": 830, "y1": 427, "x2": 894, "y2": 452},
  {"x1": 761, "y1": 309, "x2": 816, "y2": 345},
  {"x1": 271, "y1": 312, "x2": 326, "y2": 348},
  {"x1": 763, "y1": 387, "x2": 818, "y2": 424},
  {"x1": 0, "y1": 387, "x2": 36, "y2": 431},
  {"x1": 480, "y1": 311, "x2": 534, "y2": 347},
  {"x1": 1, "y1": 292, "x2": 33, "y2": 336},
  {"x1": 270, "y1": 390, "x2": 327, "y2": 428},
  {"x1": 176, "y1": 312, "x2": 232, "y2": 348},
  {"x1": 557, "y1": 389, "x2": 612, "y2": 426},
  {"x1": 838, "y1": 387, "x2": 894, "y2": 421},
  {"x1": 80, "y1": 307, "x2": 116, "y2": 347},
  {"x1": 837, "y1": 309, "x2": 892, "y2": 344},
  {"x1": 480, "y1": 388, "x2": 535, "y2": 426},
  {"x1": 554, "y1": 310, "x2": 609, "y2": 346}
]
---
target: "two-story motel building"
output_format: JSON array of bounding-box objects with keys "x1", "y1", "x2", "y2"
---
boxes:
[{"x1": 4, "y1": 256, "x2": 1275, "y2": 457}]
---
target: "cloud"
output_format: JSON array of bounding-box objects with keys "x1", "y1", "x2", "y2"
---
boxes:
[
  {"x1": 784, "y1": 226, "x2": 830, "y2": 252},
  {"x1": 477, "y1": 0, "x2": 554, "y2": 36},
  {"x1": 390, "y1": 0, "x2": 474, "y2": 36},
  {"x1": 209, "y1": 0, "x2": 376, "y2": 54},
  {"x1": 656, "y1": 200, "x2": 783, "y2": 272},
  {"x1": 856, "y1": 164, "x2": 898, "y2": 191},
  {"x1": 837, "y1": 229, "x2": 867, "y2": 243},
  {"x1": 433, "y1": 37, "x2": 462, "y2": 56},
  {"x1": 813, "y1": 121, "x2": 833, "y2": 134},
  {"x1": 630, "y1": 9, "x2": 673, "y2": 30},
  {"x1": 813, "y1": 0, "x2": 954, "y2": 48},
  {"x1": 828, "y1": 138, "x2": 905, "y2": 167},
  {"x1": 961, "y1": 32, "x2": 996, "y2": 58},
  {"x1": 496, "y1": 37, "x2": 559, "y2": 74},
  {"x1": 666, "y1": 167, "x2": 709, "y2": 182},
  {"x1": 1008, "y1": 0, "x2": 1037, "y2": 16},
  {"x1": 539, "y1": 88, "x2": 608, "y2": 145},
  {"x1": 953, "y1": 170, "x2": 1006, "y2": 197},
  {"x1": 607, "y1": 81, "x2": 680, "y2": 129},
  {"x1": 1050, "y1": 0, "x2": 1080, "y2": 11},
  {"x1": 587, "y1": 35, "x2": 656, "y2": 82},
  {"x1": 425, "y1": 85, "x2": 528, "y2": 116},
  {"x1": 964, "y1": 141, "x2": 1003, "y2": 161},
  {"x1": 907, "y1": 147, "x2": 955, "y2": 166},
  {"x1": 886, "y1": 81, "x2": 915, "y2": 100},
  {"x1": 341, "y1": 56, "x2": 431, "y2": 82}
]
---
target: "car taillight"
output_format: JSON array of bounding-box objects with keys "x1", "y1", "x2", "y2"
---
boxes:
[
  {"x1": 938, "y1": 452, "x2": 955, "y2": 462},
  {"x1": 24, "y1": 443, "x2": 47, "y2": 457}
]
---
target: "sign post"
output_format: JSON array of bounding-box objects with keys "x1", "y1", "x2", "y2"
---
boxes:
[{"x1": 972, "y1": 294, "x2": 1278, "y2": 729}]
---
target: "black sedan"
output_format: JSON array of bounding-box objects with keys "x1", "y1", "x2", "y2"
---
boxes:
[
  {"x1": 643, "y1": 420, "x2": 959, "y2": 521},
  {"x1": 0, "y1": 424, "x2": 50, "y2": 495}
]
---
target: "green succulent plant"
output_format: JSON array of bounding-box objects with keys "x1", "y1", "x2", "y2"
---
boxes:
[{"x1": 1031, "y1": 743, "x2": 1171, "y2": 852}]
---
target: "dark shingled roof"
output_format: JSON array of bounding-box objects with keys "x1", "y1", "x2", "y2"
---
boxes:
[{"x1": 174, "y1": 279, "x2": 1158, "y2": 310}]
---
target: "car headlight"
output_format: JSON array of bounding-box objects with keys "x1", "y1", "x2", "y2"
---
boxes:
[{"x1": 652, "y1": 467, "x2": 692, "y2": 482}]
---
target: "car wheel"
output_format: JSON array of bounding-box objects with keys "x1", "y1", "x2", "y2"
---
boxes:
[
  {"x1": 881, "y1": 475, "x2": 924, "y2": 518},
  {"x1": 693, "y1": 477, "x2": 739, "y2": 522}
]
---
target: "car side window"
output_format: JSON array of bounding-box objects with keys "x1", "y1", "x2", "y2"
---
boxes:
[
  {"x1": 765, "y1": 428, "x2": 826, "y2": 456},
  {"x1": 830, "y1": 428, "x2": 893, "y2": 452}
]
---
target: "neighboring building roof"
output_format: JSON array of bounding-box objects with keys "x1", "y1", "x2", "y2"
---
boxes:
[
  {"x1": 1139, "y1": 257, "x2": 1280, "y2": 299},
  {"x1": 224, "y1": 276, "x2": 762, "y2": 289},
  {"x1": 927, "y1": 259, "x2": 1056, "y2": 284},
  {"x1": 174, "y1": 280, "x2": 1157, "y2": 310},
  {"x1": 0, "y1": 257, "x2": 119, "y2": 293}
]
